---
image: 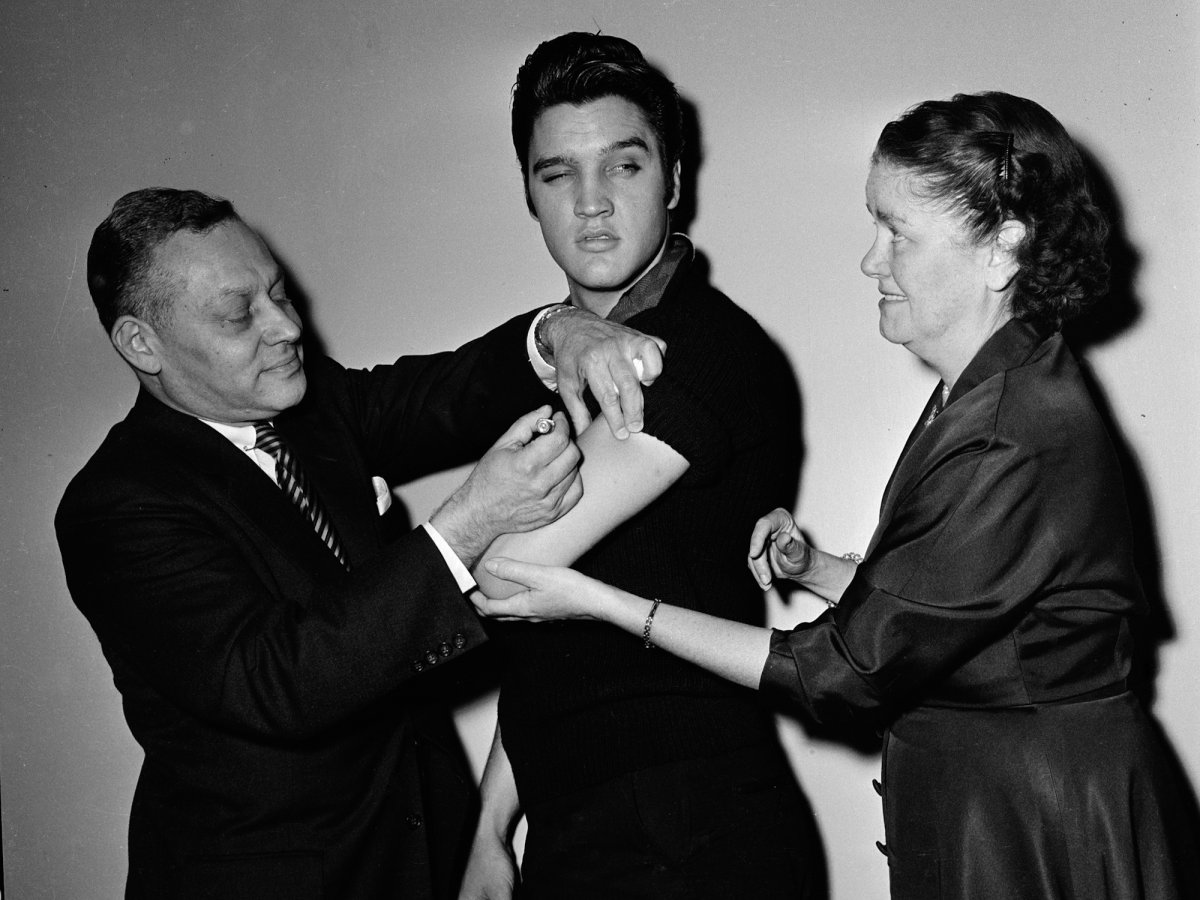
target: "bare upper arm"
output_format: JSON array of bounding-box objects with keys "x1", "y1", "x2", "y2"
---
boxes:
[{"x1": 473, "y1": 417, "x2": 689, "y2": 599}]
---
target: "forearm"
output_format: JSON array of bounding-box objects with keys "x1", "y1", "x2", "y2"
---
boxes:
[
  {"x1": 474, "y1": 425, "x2": 688, "y2": 598},
  {"x1": 458, "y1": 723, "x2": 523, "y2": 900},
  {"x1": 475, "y1": 724, "x2": 522, "y2": 839},
  {"x1": 598, "y1": 586, "x2": 773, "y2": 690},
  {"x1": 343, "y1": 311, "x2": 550, "y2": 482}
]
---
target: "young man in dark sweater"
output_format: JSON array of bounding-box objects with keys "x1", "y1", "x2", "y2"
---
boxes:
[{"x1": 460, "y1": 33, "x2": 826, "y2": 900}]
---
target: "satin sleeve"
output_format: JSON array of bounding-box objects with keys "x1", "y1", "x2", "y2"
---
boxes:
[{"x1": 759, "y1": 392, "x2": 1122, "y2": 721}]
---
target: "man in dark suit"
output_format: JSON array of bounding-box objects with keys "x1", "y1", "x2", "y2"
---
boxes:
[{"x1": 55, "y1": 188, "x2": 663, "y2": 899}]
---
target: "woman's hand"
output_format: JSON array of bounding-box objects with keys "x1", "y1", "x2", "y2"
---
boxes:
[
  {"x1": 479, "y1": 559, "x2": 775, "y2": 690},
  {"x1": 472, "y1": 558, "x2": 614, "y2": 623},
  {"x1": 747, "y1": 508, "x2": 815, "y2": 587}
]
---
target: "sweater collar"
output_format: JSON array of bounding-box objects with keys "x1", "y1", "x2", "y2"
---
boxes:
[{"x1": 603, "y1": 233, "x2": 694, "y2": 324}]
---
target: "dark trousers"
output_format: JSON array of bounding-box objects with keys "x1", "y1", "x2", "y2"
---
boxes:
[{"x1": 518, "y1": 743, "x2": 828, "y2": 900}]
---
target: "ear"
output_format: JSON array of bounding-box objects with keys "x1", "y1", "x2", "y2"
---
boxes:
[
  {"x1": 667, "y1": 160, "x2": 682, "y2": 211},
  {"x1": 985, "y1": 219, "x2": 1026, "y2": 292},
  {"x1": 110, "y1": 315, "x2": 163, "y2": 376}
]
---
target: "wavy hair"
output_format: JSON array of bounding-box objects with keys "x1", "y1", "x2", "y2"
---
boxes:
[
  {"x1": 873, "y1": 91, "x2": 1109, "y2": 328},
  {"x1": 511, "y1": 32, "x2": 683, "y2": 214}
]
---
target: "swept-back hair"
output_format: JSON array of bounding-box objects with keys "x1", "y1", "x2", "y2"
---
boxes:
[
  {"x1": 87, "y1": 187, "x2": 238, "y2": 332},
  {"x1": 511, "y1": 32, "x2": 682, "y2": 213}
]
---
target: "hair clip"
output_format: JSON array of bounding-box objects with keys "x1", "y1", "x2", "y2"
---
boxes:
[{"x1": 1000, "y1": 133, "x2": 1014, "y2": 184}]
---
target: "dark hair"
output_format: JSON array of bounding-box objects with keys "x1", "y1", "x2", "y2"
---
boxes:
[
  {"x1": 873, "y1": 91, "x2": 1109, "y2": 328},
  {"x1": 511, "y1": 32, "x2": 683, "y2": 214},
  {"x1": 87, "y1": 187, "x2": 239, "y2": 333}
]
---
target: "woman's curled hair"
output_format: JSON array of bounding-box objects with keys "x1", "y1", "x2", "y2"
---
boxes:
[{"x1": 874, "y1": 91, "x2": 1109, "y2": 329}]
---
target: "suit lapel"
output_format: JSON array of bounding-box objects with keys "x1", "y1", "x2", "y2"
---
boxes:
[
  {"x1": 879, "y1": 384, "x2": 946, "y2": 515},
  {"x1": 274, "y1": 398, "x2": 384, "y2": 569},
  {"x1": 868, "y1": 319, "x2": 1052, "y2": 555},
  {"x1": 129, "y1": 392, "x2": 359, "y2": 581}
]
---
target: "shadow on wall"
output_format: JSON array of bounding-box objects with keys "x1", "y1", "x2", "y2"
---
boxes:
[
  {"x1": 1065, "y1": 142, "x2": 1200, "y2": 837},
  {"x1": 672, "y1": 96, "x2": 703, "y2": 238},
  {"x1": 685, "y1": 94, "x2": 867, "y2": 761},
  {"x1": 1064, "y1": 142, "x2": 1164, "y2": 709}
]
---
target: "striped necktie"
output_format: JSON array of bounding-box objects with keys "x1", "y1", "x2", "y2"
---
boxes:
[{"x1": 254, "y1": 423, "x2": 350, "y2": 570}]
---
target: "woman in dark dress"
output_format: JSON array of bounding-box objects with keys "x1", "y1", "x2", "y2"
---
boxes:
[{"x1": 474, "y1": 91, "x2": 1200, "y2": 899}]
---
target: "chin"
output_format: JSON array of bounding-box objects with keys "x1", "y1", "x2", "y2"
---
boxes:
[
  {"x1": 573, "y1": 263, "x2": 633, "y2": 289},
  {"x1": 272, "y1": 376, "x2": 308, "y2": 412},
  {"x1": 877, "y1": 312, "x2": 912, "y2": 347},
  {"x1": 584, "y1": 266, "x2": 644, "y2": 294}
]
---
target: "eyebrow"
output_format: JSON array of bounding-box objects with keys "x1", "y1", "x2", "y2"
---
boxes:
[
  {"x1": 531, "y1": 137, "x2": 652, "y2": 175},
  {"x1": 215, "y1": 272, "x2": 284, "y2": 303},
  {"x1": 215, "y1": 286, "x2": 252, "y2": 306},
  {"x1": 868, "y1": 204, "x2": 907, "y2": 229}
]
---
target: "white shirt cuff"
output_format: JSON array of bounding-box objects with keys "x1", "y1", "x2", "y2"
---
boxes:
[
  {"x1": 421, "y1": 522, "x2": 477, "y2": 594},
  {"x1": 527, "y1": 306, "x2": 562, "y2": 391}
]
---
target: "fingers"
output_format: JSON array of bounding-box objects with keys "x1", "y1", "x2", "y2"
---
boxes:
[
  {"x1": 636, "y1": 337, "x2": 667, "y2": 385},
  {"x1": 747, "y1": 508, "x2": 796, "y2": 588},
  {"x1": 502, "y1": 411, "x2": 578, "y2": 508},
  {"x1": 511, "y1": 409, "x2": 570, "y2": 455},
  {"x1": 777, "y1": 528, "x2": 806, "y2": 564},
  {"x1": 483, "y1": 556, "x2": 539, "y2": 587},
  {"x1": 595, "y1": 336, "x2": 664, "y2": 437},
  {"x1": 436, "y1": 410, "x2": 579, "y2": 562},
  {"x1": 516, "y1": 413, "x2": 578, "y2": 479},
  {"x1": 469, "y1": 588, "x2": 521, "y2": 621},
  {"x1": 595, "y1": 377, "x2": 633, "y2": 441},
  {"x1": 748, "y1": 553, "x2": 774, "y2": 589},
  {"x1": 557, "y1": 352, "x2": 631, "y2": 441},
  {"x1": 557, "y1": 331, "x2": 667, "y2": 441},
  {"x1": 558, "y1": 375, "x2": 594, "y2": 437},
  {"x1": 554, "y1": 467, "x2": 585, "y2": 517},
  {"x1": 774, "y1": 531, "x2": 802, "y2": 559},
  {"x1": 504, "y1": 412, "x2": 575, "y2": 494},
  {"x1": 470, "y1": 590, "x2": 533, "y2": 623},
  {"x1": 496, "y1": 405, "x2": 554, "y2": 448},
  {"x1": 534, "y1": 463, "x2": 582, "y2": 524},
  {"x1": 606, "y1": 360, "x2": 644, "y2": 438},
  {"x1": 475, "y1": 558, "x2": 576, "y2": 623},
  {"x1": 748, "y1": 509, "x2": 787, "y2": 558},
  {"x1": 771, "y1": 527, "x2": 812, "y2": 580},
  {"x1": 468, "y1": 588, "x2": 491, "y2": 616},
  {"x1": 549, "y1": 355, "x2": 592, "y2": 439},
  {"x1": 509, "y1": 413, "x2": 582, "y2": 524}
]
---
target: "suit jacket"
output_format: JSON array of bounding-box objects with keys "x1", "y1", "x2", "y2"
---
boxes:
[
  {"x1": 762, "y1": 318, "x2": 1146, "y2": 721},
  {"x1": 56, "y1": 310, "x2": 549, "y2": 899}
]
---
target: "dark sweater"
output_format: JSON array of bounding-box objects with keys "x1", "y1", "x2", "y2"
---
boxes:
[{"x1": 495, "y1": 242, "x2": 802, "y2": 806}]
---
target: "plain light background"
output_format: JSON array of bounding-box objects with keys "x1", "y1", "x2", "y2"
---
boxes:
[{"x1": 2, "y1": 2, "x2": 1197, "y2": 897}]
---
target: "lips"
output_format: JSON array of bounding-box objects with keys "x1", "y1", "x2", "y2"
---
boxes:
[
  {"x1": 265, "y1": 355, "x2": 302, "y2": 375},
  {"x1": 578, "y1": 229, "x2": 617, "y2": 248}
]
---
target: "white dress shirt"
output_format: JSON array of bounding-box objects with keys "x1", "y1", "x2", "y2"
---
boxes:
[{"x1": 199, "y1": 418, "x2": 476, "y2": 592}]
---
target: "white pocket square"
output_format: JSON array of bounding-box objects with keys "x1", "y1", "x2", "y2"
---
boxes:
[{"x1": 371, "y1": 476, "x2": 392, "y2": 515}]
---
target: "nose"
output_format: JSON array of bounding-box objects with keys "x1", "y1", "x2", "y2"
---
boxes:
[
  {"x1": 574, "y1": 173, "x2": 613, "y2": 219},
  {"x1": 861, "y1": 232, "x2": 887, "y2": 279},
  {"x1": 263, "y1": 297, "x2": 302, "y2": 344}
]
